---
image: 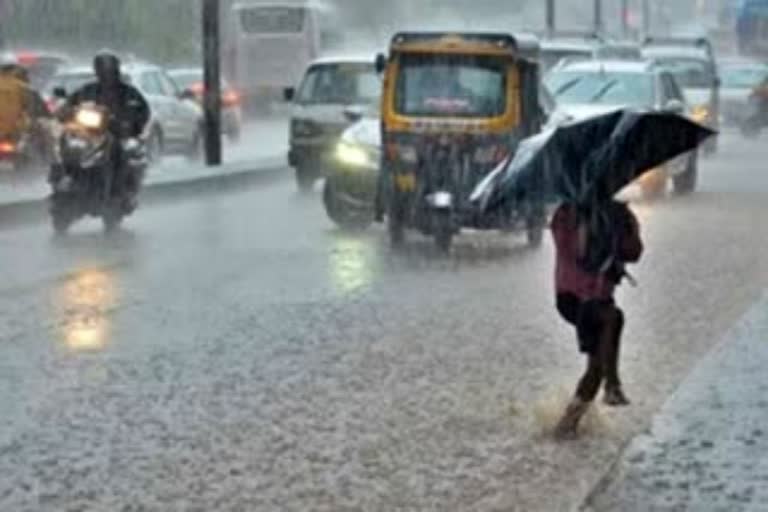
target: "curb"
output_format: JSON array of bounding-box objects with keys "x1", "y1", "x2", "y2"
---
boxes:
[{"x1": 0, "y1": 160, "x2": 286, "y2": 228}]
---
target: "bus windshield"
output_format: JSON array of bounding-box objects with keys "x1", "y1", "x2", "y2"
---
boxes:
[{"x1": 239, "y1": 6, "x2": 306, "y2": 34}]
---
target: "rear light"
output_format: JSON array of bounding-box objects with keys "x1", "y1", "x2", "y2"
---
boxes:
[
  {"x1": 222, "y1": 90, "x2": 241, "y2": 107},
  {"x1": 16, "y1": 52, "x2": 39, "y2": 66},
  {"x1": 0, "y1": 141, "x2": 16, "y2": 154},
  {"x1": 190, "y1": 82, "x2": 205, "y2": 96}
]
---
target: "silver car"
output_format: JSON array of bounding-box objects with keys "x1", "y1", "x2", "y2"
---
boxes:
[
  {"x1": 45, "y1": 62, "x2": 204, "y2": 164},
  {"x1": 546, "y1": 59, "x2": 700, "y2": 195},
  {"x1": 718, "y1": 58, "x2": 768, "y2": 125}
]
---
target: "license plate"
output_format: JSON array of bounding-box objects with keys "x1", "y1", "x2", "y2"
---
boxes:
[{"x1": 394, "y1": 173, "x2": 416, "y2": 192}]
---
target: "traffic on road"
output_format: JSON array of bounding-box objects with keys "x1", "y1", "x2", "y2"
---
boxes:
[{"x1": 1, "y1": 0, "x2": 768, "y2": 510}]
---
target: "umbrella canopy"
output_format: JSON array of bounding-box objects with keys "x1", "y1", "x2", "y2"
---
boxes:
[{"x1": 471, "y1": 108, "x2": 716, "y2": 210}]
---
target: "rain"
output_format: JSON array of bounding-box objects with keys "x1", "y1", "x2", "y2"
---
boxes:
[{"x1": 1, "y1": 0, "x2": 768, "y2": 510}]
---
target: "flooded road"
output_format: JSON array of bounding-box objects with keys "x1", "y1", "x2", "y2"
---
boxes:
[{"x1": 1, "y1": 131, "x2": 767, "y2": 510}]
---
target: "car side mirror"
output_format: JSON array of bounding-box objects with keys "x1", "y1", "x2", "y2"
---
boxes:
[
  {"x1": 283, "y1": 87, "x2": 295, "y2": 102},
  {"x1": 665, "y1": 99, "x2": 685, "y2": 114},
  {"x1": 343, "y1": 105, "x2": 365, "y2": 123},
  {"x1": 714, "y1": 76, "x2": 722, "y2": 88},
  {"x1": 179, "y1": 89, "x2": 196, "y2": 100},
  {"x1": 53, "y1": 87, "x2": 67, "y2": 99},
  {"x1": 375, "y1": 53, "x2": 387, "y2": 74}
]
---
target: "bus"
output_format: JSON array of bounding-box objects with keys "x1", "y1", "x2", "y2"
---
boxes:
[
  {"x1": 737, "y1": 0, "x2": 768, "y2": 56},
  {"x1": 222, "y1": 0, "x2": 342, "y2": 110}
]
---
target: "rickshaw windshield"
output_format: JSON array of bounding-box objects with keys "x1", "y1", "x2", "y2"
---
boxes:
[{"x1": 394, "y1": 53, "x2": 508, "y2": 118}]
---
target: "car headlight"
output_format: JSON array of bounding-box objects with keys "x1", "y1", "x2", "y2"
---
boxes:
[
  {"x1": 336, "y1": 141, "x2": 375, "y2": 168},
  {"x1": 691, "y1": 104, "x2": 710, "y2": 123},
  {"x1": 75, "y1": 108, "x2": 104, "y2": 130}
]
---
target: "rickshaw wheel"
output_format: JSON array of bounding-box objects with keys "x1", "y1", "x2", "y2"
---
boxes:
[
  {"x1": 434, "y1": 212, "x2": 453, "y2": 253},
  {"x1": 388, "y1": 198, "x2": 406, "y2": 247}
]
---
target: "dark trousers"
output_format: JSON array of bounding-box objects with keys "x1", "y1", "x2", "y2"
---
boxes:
[{"x1": 557, "y1": 293, "x2": 625, "y2": 402}]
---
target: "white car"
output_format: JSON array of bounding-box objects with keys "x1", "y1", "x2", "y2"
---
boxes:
[
  {"x1": 46, "y1": 63, "x2": 204, "y2": 164},
  {"x1": 718, "y1": 58, "x2": 768, "y2": 125},
  {"x1": 545, "y1": 59, "x2": 700, "y2": 195}
]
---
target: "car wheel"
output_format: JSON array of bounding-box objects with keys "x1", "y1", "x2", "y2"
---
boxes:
[
  {"x1": 147, "y1": 128, "x2": 163, "y2": 165},
  {"x1": 186, "y1": 126, "x2": 203, "y2": 162},
  {"x1": 295, "y1": 165, "x2": 317, "y2": 193},
  {"x1": 227, "y1": 124, "x2": 241, "y2": 144},
  {"x1": 673, "y1": 151, "x2": 698, "y2": 195}
]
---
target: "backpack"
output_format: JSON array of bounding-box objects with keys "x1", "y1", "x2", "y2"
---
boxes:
[{"x1": 579, "y1": 202, "x2": 643, "y2": 284}]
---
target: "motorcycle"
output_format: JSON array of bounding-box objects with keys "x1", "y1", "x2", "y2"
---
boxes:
[{"x1": 49, "y1": 101, "x2": 147, "y2": 234}]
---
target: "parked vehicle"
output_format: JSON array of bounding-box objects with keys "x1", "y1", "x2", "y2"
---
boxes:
[
  {"x1": 643, "y1": 37, "x2": 720, "y2": 154},
  {"x1": 167, "y1": 68, "x2": 243, "y2": 142},
  {"x1": 45, "y1": 62, "x2": 204, "y2": 164},
  {"x1": 8, "y1": 50, "x2": 69, "y2": 89},
  {"x1": 285, "y1": 55, "x2": 381, "y2": 191},
  {"x1": 546, "y1": 59, "x2": 700, "y2": 195}
]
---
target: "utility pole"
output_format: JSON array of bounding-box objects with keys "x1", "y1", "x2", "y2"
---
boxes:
[
  {"x1": 642, "y1": 0, "x2": 652, "y2": 37},
  {"x1": 621, "y1": 0, "x2": 630, "y2": 37},
  {"x1": 594, "y1": 0, "x2": 603, "y2": 34},
  {"x1": 546, "y1": 0, "x2": 555, "y2": 36},
  {"x1": 202, "y1": 0, "x2": 222, "y2": 166}
]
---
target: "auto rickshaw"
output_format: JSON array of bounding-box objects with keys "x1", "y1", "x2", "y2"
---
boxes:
[{"x1": 375, "y1": 32, "x2": 547, "y2": 251}]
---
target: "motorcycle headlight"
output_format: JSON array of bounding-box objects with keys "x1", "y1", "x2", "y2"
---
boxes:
[
  {"x1": 336, "y1": 141, "x2": 375, "y2": 168},
  {"x1": 75, "y1": 108, "x2": 104, "y2": 130}
]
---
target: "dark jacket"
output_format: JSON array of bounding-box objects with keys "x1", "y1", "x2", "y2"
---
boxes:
[{"x1": 67, "y1": 81, "x2": 150, "y2": 138}]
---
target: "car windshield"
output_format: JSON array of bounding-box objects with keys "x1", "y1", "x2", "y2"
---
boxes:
[
  {"x1": 546, "y1": 69, "x2": 655, "y2": 106},
  {"x1": 297, "y1": 62, "x2": 380, "y2": 105},
  {"x1": 168, "y1": 71, "x2": 228, "y2": 91},
  {"x1": 44, "y1": 72, "x2": 95, "y2": 95},
  {"x1": 394, "y1": 53, "x2": 508, "y2": 118},
  {"x1": 720, "y1": 65, "x2": 768, "y2": 88},
  {"x1": 653, "y1": 57, "x2": 714, "y2": 88},
  {"x1": 541, "y1": 48, "x2": 593, "y2": 70}
]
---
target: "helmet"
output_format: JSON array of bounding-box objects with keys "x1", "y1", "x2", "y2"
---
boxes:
[
  {"x1": 0, "y1": 52, "x2": 18, "y2": 72},
  {"x1": 93, "y1": 50, "x2": 121, "y2": 83}
]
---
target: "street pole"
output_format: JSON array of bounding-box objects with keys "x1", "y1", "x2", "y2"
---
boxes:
[
  {"x1": 546, "y1": 0, "x2": 555, "y2": 36},
  {"x1": 621, "y1": 0, "x2": 630, "y2": 37},
  {"x1": 594, "y1": 0, "x2": 603, "y2": 34},
  {"x1": 642, "y1": 0, "x2": 651, "y2": 37},
  {"x1": 202, "y1": 0, "x2": 222, "y2": 166}
]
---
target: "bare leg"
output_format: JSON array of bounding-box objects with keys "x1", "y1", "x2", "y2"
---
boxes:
[{"x1": 603, "y1": 307, "x2": 630, "y2": 406}]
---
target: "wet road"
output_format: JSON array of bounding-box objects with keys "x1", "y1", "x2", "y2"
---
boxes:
[{"x1": 1, "y1": 132, "x2": 768, "y2": 511}]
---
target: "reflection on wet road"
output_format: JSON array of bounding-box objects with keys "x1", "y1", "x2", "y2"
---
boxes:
[{"x1": 0, "y1": 132, "x2": 767, "y2": 510}]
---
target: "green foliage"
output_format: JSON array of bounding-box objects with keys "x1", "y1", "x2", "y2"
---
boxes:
[{"x1": 5, "y1": 0, "x2": 201, "y2": 64}]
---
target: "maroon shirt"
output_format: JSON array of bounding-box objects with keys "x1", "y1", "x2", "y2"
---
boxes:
[{"x1": 551, "y1": 204, "x2": 642, "y2": 301}]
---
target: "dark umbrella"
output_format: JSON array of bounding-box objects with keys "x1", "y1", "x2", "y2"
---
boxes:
[{"x1": 471, "y1": 108, "x2": 716, "y2": 210}]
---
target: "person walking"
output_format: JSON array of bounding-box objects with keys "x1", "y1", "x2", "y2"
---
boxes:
[{"x1": 550, "y1": 199, "x2": 644, "y2": 439}]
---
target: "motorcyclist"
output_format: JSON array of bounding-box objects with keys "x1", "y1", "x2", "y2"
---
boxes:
[
  {"x1": 0, "y1": 54, "x2": 47, "y2": 155},
  {"x1": 59, "y1": 51, "x2": 150, "y2": 203},
  {"x1": 6, "y1": 62, "x2": 54, "y2": 161}
]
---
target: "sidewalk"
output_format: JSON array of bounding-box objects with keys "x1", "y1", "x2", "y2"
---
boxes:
[
  {"x1": 583, "y1": 293, "x2": 768, "y2": 512},
  {"x1": 0, "y1": 118, "x2": 289, "y2": 207}
]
